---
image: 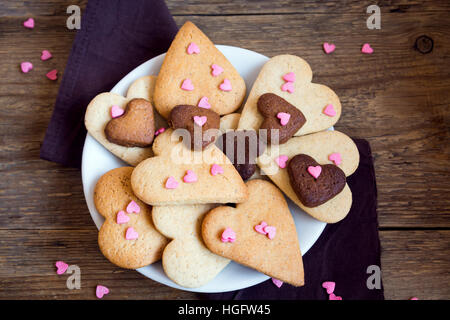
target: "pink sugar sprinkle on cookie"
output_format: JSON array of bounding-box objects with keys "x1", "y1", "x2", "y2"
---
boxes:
[
  {"x1": 187, "y1": 42, "x2": 200, "y2": 54},
  {"x1": 275, "y1": 155, "x2": 288, "y2": 169},
  {"x1": 219, "y1": 79, "x2": 232, "y2": 92},
  {"x1": 155, "y1": 127, "x2": 166, "y2": 136},
  {"x1": 165, "y1": 176, "x2": 179, "y2": 189},
  {"x1": 193, "y1": 115, "x2": 207, "y2": 127},
  {"x1": 323, "y1": 104, "x2": 336, "y2": 117},
  {"x1": 181, "y1": 78, "x2": 194, "y2": 91},
  {"x1": 197, "y1": 96, "x2": 211, "y2": 109},
  {"x1": 263, "y1": 225, "x2": 276, "y2": 239},
  {"x1": 281, "y1": 81, "x2": 294, "y2": 93},
  {"x1": 221, "y1": 227, "x2": 236, "y2": 243},
  {"x1": 183, "y1": 170, "x2": 198, "y2": 183},
  {"x1": 328, "y1": 153, "x2": 342, "y2": 166},
  {"x1": 254, "y1": 221, "x2": 268, "y2": 235},
  {"x1": 96, "y1": 285, "x2": 109, "y2": 299},
  {"x1": 110, "y1": 105, "x2": 124, "y2": 118},
  {"x1": 125, "y1": 227, "x2": 138, "y2": 240},
  {"x1": 210, "y1": 164, "x2": 224, "y2": 176},
  {"x1": 283, "y1": 72, "x2": 296, "y2": 83},
  {"x1": 211, "y1": 64, "x2": 223, "y2": 77},
  {"x1": 116, "y1": 210, "x2": 130, "y2": 224},
  {"x1": 307, "y1": 165, "x2": 322, "y2": 179},
  {"x1": 277, "y1": 112, "x2": 291, "y2": 126},
  {"x1": 126, "y1": 200, "x2": 140, "y2": 214},
  {"x1": 55, "y1": 261, "x2": 68, "y2": 275}
]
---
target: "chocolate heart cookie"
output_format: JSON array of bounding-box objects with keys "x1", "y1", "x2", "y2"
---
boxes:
[
  {"x1": 169, "y1": 105, "x2": 220, "y2": 150},
  {"x1": 257, "y1": 93, "x2": 306, "y2": 144},
  {"x1": 287, "y1": 154, "x2": 346, "y2": 207},
  {"x1": 216, "y1": 130, "x2": 266, "y2": 180},
  {"x1": 104, "y1": 98, "x2": 155, "y2": 148}
]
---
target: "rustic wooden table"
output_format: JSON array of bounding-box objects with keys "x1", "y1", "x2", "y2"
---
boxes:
[{"x1": 0, "y1": 0, "x2": 449, "y2": 300}]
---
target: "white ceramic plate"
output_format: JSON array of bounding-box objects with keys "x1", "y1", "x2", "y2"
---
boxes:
[{"x1": 81, "y1": 45, "x2": 326, "y2": 293}]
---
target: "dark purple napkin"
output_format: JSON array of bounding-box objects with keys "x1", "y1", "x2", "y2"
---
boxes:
[
  {"x1": 201, "y1": 139, "x2": 384, "y2": 300},
  {"x1": 40, "y1": 0, "x2": 178, "y2": 168}
]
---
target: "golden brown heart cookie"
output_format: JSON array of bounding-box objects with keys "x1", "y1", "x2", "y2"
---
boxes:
[
  {"x1": 288, "y1": 154, "x2": 346, "y2": 207},
  {"x1": 201, "y1": 179, "x2": 304, "y2": 286},
  {"x1": 153, "y1": 21, "x2": 246, "y2": 118},
  {"x1": 169, "y1": 105, "x2": 220, "y2": 150},
  {"x1": 258, "y1": 93, "x2": 306, "y2": 144},
  {"x1": 94, "y1": 167, "x2": 168, "y2": 269},
  {"x1": 105, "y1": 98, "x2": 155, "y2": 147}
]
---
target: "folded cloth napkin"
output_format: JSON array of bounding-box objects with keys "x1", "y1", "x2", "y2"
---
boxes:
[
  {"x1": 201, "y1": 139, "x2": 384, "y2": 300},
  {"x1": 40, "y1": 0, "x2": 178, "y2": 168}
]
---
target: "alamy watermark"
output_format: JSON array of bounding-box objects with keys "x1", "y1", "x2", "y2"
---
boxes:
[{"x1": 366, "y1": 5, "x2": 381, "y2": 29}]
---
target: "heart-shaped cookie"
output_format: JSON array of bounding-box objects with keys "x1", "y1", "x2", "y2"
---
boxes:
[
  {"x1": 202, "y1": 179, "x2": 304, "y2": 286},
  {"x1": 94, "y1": 167, "x2": 168, "y2": 269},
  {"x1": 131, "y1": 128, "x2": 248, "y2": 206},
  {"x1": 169, "y1": 105, "x2": 220, "y2": 150},
  {"x1": 216, "y1": 130, "x2": 266, "y2": 180},
  {"x1": 238, "y1": 55, "x2": 341, "y2": 137},
  {"x1": 154, "y1": 21, "x2": 246, "y2": 118},
  {"x1": 105, "y1": 98, "x2": 155, "y2": 147},
  {"x1": 256, "y1": 130, "x2": 359, "y2": 223},
  {"x1": 288, "y1": 154, "x2": 346, "y2": 207},
  {"x1": 152, "y1": 204, "x2": 230, "y2": 288},
  {"x1": 257, "y1": 93, "x2": 306, "y2": 144},
  {"x1": 85, "y1": 75, "x2": 167, "y2": 165}
]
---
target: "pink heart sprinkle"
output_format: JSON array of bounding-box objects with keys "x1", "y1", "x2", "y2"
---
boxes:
[
  {"x1": 116, "y1": 210, "x2": 130, "y2": 224},
  {"x1": 41, "y1": 50, "x2": 52, "y2": 61},
  {"x1": 165, "y1": 176, "x2": 179, "y2": 189},
  {"x1": 155, "y1": 127, "x2": 166, "y2": 136},
  {"x1": 361, "y1": 43, "x2": 374, "y2": 54},
  {"x1": 23, "y1": 18, "x2": 35, "y2": 29},
  {"x1": 183, "y1": 170, "x2": 198, "y2": 183},
  {"x1": 110, "y1": 105, "x2": 124, "y2": 118},
  {"x1": 210, "y1": 164, "x2": 224, "y2": 176},
  {"x1": 308, "y1": 165, "x2": 322, "y2": 179},
  {"x1": 46, "y1": 69, "x2": 58, "y2": 81},
  {"x1": 409, "y1": 297, "x2": 419, "y2": 300},
  {"x1": 96, "y1": 285, "x2": 109, "y2": 299},
  {"x1": 323, "y1": 42, "x2": 336, "y2": 54},
  {"x1": 125, "y1": 227, "x2": 138, "y2": 240},
  {"x1": 277, "y1": 112, "x2": 291, "y2": 126},
  {"x1": 126, "y1": 200, "x2": 140, "y2": 214},
  {"x1": 328, "y1": 153, "x2": 342, "y2": 166},
  {"x1": 55, "y1": 261, "x2": 68, "y2": 275},
  {"x1": 264, "y1": 225, "x2": 276, "y2": 240},
  {"x1": 198, "y1": 96, "x2": 211, "y2": 109},
  {"x1": 275, "y1": 155, "x2": 289, "y2": 169},
  {"x1": 282, "y1": 72, "x2": 296, "y2": 83},
  {"x1": 187, "y1": 42, "x2": 200, "y2": 54},
  {"x1": 211, "y1": 64, "x2": 224, "y2": 77},
  {"x1": 193, "y1": 115, "x2": 207, "y2": 127},
  {"x1": 281, "y1": 81, "x2": 294, "y2": 93},
  {"x1": 272, "y1": 278, "x2": 283, "y2": 288},
  {"x1": 20, "y1": 62, "x2": 33, "y2": 73},
  {"x1": 322, "y1": 281, "x2": 336, "y2": 294},
  {"x1": 329, "y1": 293, "x2": 343, "y2": 300},
  {"x1": 219, "y1": 79, "x2": 232, "y2": 92},
  {"x1": 181, "y1": 78, "x2": 194, "y2": 91},
  {"x1": 254, "y1": 221, "x2": 268, "y2": 235},
  {"x1": 221, "y1": 227, "x2": 236, "y2": 243},
  {"x1": 323, "y1": 104, "x2": 336, "y2": 117}
]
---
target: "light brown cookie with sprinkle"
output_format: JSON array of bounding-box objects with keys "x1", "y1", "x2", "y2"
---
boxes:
[
  {"x1": 202, "y1": 179, "x2": 304, "y2": 287},
  {"x1": 153, "y1": 21, "x2": 246, "y2": 118},
  {"x1": 94, "y1": 167, "x2": 168, "y2": 269}
]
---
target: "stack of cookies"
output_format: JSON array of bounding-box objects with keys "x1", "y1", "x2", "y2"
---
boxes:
[{"x1": 85, "y1": 21, "x2": 359, "y2": 288}]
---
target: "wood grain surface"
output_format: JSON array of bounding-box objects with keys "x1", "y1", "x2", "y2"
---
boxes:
[{"x1": 0, "y1": 0, "x2": 448, "y2": 300}]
